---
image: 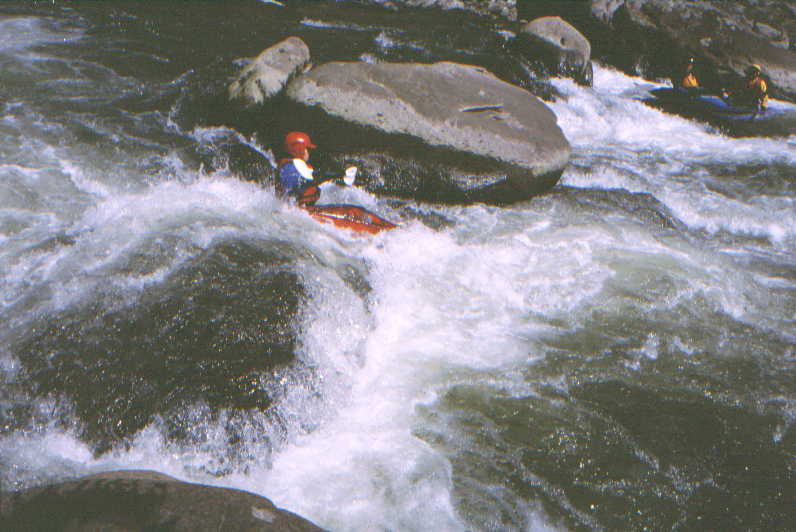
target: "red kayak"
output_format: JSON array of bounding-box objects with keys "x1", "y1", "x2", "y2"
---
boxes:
[{"x1": 304, "y1": 204, "x2": 398, "y2": 235}]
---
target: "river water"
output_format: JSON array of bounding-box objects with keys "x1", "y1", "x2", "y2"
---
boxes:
[{"x1": 1, "y1": 3, "x2": 794, "y2": 531}]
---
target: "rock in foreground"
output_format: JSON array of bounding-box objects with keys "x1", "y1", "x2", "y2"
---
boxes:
[{"x1": 1, "y1": 470, "x2": 324, "y2": 532}]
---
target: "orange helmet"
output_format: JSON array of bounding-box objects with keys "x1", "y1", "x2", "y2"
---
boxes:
[{"x1": 284, "y1": 131, "x2": 317, "y2": 158}]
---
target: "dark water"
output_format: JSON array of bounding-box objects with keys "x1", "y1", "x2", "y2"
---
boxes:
[{"x1": 1, "y1": 2, "x2": 794, "y2": 530}]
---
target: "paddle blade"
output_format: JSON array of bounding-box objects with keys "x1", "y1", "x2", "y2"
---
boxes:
[{"x1": 344, "y1": 166, "x2": 357, "y2": 186}]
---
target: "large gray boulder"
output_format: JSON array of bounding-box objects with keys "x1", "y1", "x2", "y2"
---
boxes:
[
  {"x1": 0, "y1": 470, "x2": 324, "y2": 531},
  {"x1": 229, "y1": 36, "x2": 311, "y2": 106},
  {"x1": 285, "y1": 61, "x2": 570, "y2": 203},
  {"x1": 592, "y1": 0, "x2": 796, "y2": 99},
  {"x1": 518, "y1": 16, "x2": 593, "y2": 86}
]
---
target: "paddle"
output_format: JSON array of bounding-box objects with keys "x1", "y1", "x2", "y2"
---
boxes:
[
  {"x1": 343, "y1": 166, "x2": 357, "y2": 186},
  {"x1": 312, "y1": 166, "x2": 358, "y2": 187},
  {"x1": 298, "y1": 166, "x2": 358, "y2": 207}
]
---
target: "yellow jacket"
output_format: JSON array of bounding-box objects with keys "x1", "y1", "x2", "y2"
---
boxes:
[
  {"x1": 747, "y1": 77, "x2": 768, "y2": 107},
  {"x1": 681, "y1": 72, "x2": 699, "y2": 89}
]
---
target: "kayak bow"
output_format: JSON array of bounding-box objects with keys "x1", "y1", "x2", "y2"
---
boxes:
[{"x1": 304, "y1": 204, "x2": 398, "y2": 235}]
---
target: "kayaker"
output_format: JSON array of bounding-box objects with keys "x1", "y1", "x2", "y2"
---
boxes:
[
  {"x1": 278, "y1": 131, "x2": 320, "y2": 206},
  {"x1": 277, "y1": 131, "x2": 357, "y2": 207},
  {"x1": 678, "y1": 57, "x2": 700, "y2": 91},
  {"x1": 743, "y1": 64, "x2": 768, "y2": 112}
]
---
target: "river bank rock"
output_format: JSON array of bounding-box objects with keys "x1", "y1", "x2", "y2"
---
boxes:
[
  {"x1": 229, "y1": 36, "x2": 310, "y2": 106},
  {"x1": 591, "y1": 0, "x2": 796, "y2": 100},
  {"x1": 0, "y1": 470, "x2": 324, "y2": 531},
  {"x1": 284, "y1": 60, "x2": 570, "y2": 203},
  {"x1": 517, "y1": 16, "x2": 593, "y2": 86}
]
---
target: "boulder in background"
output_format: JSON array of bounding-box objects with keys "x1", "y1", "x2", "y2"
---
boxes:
[
  {"x1": 518, "y1": 16, "x2": 594, "y2": 86},
  {"x1": 229, "y1": 36, "x2": 311, "y2": 106}
]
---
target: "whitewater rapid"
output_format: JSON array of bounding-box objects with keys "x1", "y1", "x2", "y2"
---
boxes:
[{"x1": 1, "y1": 8, "x2": 794, "y2": 531}]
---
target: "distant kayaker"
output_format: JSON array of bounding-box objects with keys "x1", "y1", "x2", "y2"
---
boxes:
[
  {"x1": 277, "y1": 131, "x2": 357, "y2": 207},
  {"x1": 678, "y1": 57, "x2": 700, "y2": 91},
  {"x1": 743, "y1": 64, "x2": 768, "y2": 112}
]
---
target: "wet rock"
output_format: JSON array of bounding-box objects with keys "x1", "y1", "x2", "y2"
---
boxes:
[
  {"x1": 229, "y1": 36, "x2": 311, "y2": 105},
  {"x1": 13, "y1": 240, "x2": 303, "y2": 453},
  {"x1": 591, "y1": 0, "x2": 625, "y2": 24},
  {"x1": 592, "y1": 0, "x2": 796, "y2": 99},
  {"x1": 0, "y1": 470, "x2": 324, "y2": 531},
  {"x1": 518, "y1": 16, "x2": 593, "y2": 86},
  {"x1": 285, "y1": 60, "x2": 570, "y2": 203}
]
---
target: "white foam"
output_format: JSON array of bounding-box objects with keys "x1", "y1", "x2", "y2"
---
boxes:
[
  {"x1": 0, "y1": 167, "x2": 783, "y2": 529},
  {"x1": 549, "y1": 65, "x2": 796, "y2": 244},
  {"x1": 551, "y1": 65, "x2": 796, "y2": 166},
  {"x1": 230, "y1": 217, "x2": 622, "y2": 528},
  {"x1": 375, "y1": 31, "x2": 398, "y2": 50},
  {"x1": 0, "y1": 17, "x2": 81, "y2": 52},
  {"x1": 299, "y1": 18, "x2": 370, "y2": 32}
]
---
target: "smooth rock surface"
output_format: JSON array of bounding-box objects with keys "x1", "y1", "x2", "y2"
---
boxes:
[{"x1": 286, "y1": 60, "x2": 570, "y2": 203}]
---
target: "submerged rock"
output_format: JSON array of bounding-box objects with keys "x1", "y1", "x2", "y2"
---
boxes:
[
  {"x1": 0, "y1": 470, "x2": 324, "y2": 531},
  {"x1": 285, "y1": 60, "x2": 570, "y2": 203},
  {"x1": 229, "y1": 36, "x2": 311, "y2": 105},
  {"x1": 518, "y1": 16, "x2": 593, "y2": 86},
  {"x1": 13, "y1": 239, "x2": 303, "y2": 454}
]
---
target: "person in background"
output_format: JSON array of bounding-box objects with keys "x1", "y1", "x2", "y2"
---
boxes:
[
  {"x1": 743, "y1": 64, "x2": 768, "y2": 112},
  {"x1": 678, "y1": 57, "x2": 700, "y2": 91}
]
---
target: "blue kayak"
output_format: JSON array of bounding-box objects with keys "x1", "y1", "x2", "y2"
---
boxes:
[
  {"x1": 648, "y1": 88, "x2": 761, "y2": 121},
  {"x1": 645, "y1": 87, "x2": 796, "y2": 136}
]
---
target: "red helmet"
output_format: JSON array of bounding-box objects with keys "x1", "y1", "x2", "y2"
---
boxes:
[{"x1": 284, "y1": 131, "x2": 317, "y2": 158}]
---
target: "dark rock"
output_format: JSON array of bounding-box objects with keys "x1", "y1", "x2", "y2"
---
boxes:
[
  {"x1": 285, "y1": 60, "x2": 570, "y2": 203},
  {"x1": 229, "y1": 37, "x2": 311, "y2": 106},
  {"x1": 518, "y1": 16, "x2": 593, "y2": 86},
  {"x1": 12, "y1": 240, "x2": 303, "y2": 454},
  {"x1": 225, "y1": 142, "x2": 277, "y2": 184},
  {"x1": 0, "y1": 470, "x2": 325, "y2": 531}
]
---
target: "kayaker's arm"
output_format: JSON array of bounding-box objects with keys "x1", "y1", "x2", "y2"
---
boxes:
[
  {"x1": 311, "y1": 166, "x2": 358, "y2": 187},
  {"x1": 295, "y1": 166, "x2": 357, "y2": 207}
]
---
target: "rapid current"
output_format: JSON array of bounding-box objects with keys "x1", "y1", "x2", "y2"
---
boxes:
[{"x1": 1, "y1": 3, "x2": 794, "y2": 531}]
